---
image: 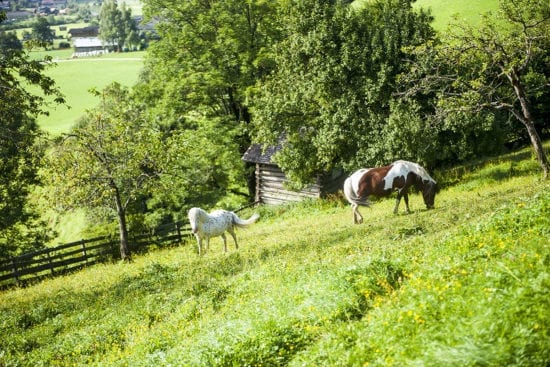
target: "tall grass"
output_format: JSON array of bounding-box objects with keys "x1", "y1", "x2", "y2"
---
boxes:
[{"x1": 1, "y1": 145, "x2": 549, "y2": 366}]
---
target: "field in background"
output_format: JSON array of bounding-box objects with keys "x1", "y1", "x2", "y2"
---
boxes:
[
  {"x1": 35, "y1": 52, "x2": 144, "y2": 134},
  {"x1": 414, "y1": 0, "x2": 499, "y2": 30},
  {"x1": 355, "y1": 0, "x2": 498, "y2": 31},
  {"x1": 1, "y1": 144, "x2": 548, "y2": 366}
]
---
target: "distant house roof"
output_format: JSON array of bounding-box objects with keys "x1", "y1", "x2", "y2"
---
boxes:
[{"x1": 68, "y1": 26, "x2": 99, "y2": 38}]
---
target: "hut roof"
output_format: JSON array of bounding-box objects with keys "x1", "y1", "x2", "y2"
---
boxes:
[
  {"x1": 243, "y1": 135, "x2": 288, "y2": 164},
  {"x1": 242, "y1": 143, "x2": 282, "y2": 164}
]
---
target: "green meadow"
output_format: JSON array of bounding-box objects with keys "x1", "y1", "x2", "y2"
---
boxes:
[
  {"x1": 414, "y1": 0, "x2": 500, "y2": 30},
  {"x1": 35, "y1": 52, "x2": 144, "y2": 134},
  {"x1": 1, "y1": 144, "x2": 548, "y2": 366}
]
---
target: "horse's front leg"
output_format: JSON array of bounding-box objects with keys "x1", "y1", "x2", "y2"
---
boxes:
[
  {"x1": 403, "y1": 193, "x2": 410, "y2": 213},
  {"x1": 196, "y1": 235, "x2": 203, "y2": 256}
]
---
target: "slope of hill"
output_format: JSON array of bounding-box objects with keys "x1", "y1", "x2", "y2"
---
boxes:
[{"x1": 1, "y1": 144, "x2": 549, "y2": 366}]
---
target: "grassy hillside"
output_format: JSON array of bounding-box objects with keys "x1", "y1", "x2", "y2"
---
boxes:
[{"x1": 1, "y1": 145, "x2": 549, "y2": 366}]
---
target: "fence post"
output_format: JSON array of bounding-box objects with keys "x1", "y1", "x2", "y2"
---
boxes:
[
  {"x1": 47, "y1": 249, "x2": 55, "y2": 276},
  {"x1": 81, "y1": 240, "x2": 88, "y2": 265},
  {"x1": 175, "y1": 222, "x2": 182, "y2": 243},
  {"x1": 11, "y1": 259, "x2": 19, "y2": 286}
]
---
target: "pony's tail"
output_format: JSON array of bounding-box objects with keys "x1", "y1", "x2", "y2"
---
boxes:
[
  {"x1": 232, "y1": 212, "x2": 260, "y2": 228},
  {"x1": 343, "y1": 177, "x2": 370, "y2": 206}
]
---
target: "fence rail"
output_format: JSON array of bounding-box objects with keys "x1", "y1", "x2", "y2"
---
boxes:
[{"x1": 0, "y1": 221, "x2": 193, "y2": 289}]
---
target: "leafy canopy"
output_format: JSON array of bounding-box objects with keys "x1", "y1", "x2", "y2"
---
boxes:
[
  {"x1": 43, "y1": 83, "x2": 164, "y2": 259},
  {"x1": 251, "y1": 0, "x2": 434, "y2": 185},
  {"x1": 399, "y1": 0, "x2": 550, "y2": 177},
  {"x1": 0, "y1": 9, "x2": 64, "y2": 258}
]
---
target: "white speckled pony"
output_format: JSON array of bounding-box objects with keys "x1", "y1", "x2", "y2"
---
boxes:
[
  {"x1": 188, "y1": 207, "x2": 260, "y2": 255},
  {"x1": 344, "y1": 160, "x2": 437, "y2": 224}
]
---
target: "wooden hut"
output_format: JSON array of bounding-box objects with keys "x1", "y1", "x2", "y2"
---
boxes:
[{"x1": 242, "y1": 143, "x2": 345, "y2": 205}]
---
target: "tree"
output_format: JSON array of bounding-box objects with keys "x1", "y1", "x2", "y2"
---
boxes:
[
  {"x1": 43, "y1": 83, "x2": 163, "y2": 261},
  {"x1": 0, "y1": 8, "x2": 64, "y2": 258},
  {"x1": 121, "y1": 3, "x2": 139, "y2": 50},
  {"x1": 137, "y1": 0, "x2": 282, "y2": 200},
  {"x1": 401, "y1": 0, "x2": 549, "y2": 178},
  {"x1": 31, "y1": 17, "x2": 55, "y2": 50},
  {"x1": 0, "y1": 31, "x2": 22, "y2": 51},
  {"x1": 140, "y1": 0, "x2": 280, "y2": 128},
  {"x1": 99, "y1": 0, "x2": 124, "y2": 51},
  {"x1": 251, "y1": 0, "x2": 434, "y2": 185}
]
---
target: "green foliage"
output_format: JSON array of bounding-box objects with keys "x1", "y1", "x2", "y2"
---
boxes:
[
  {"x1": 251, "y1": 0, "x2": 435, "y2": 185},
  {"x1": 383, "y1": 100, "x2": 508, "y2": 165},
  {"x1": 147, "y1": 114, "x2": 248, "y2": 225},
  {"x1": 42, "y1": 83, "x2": 164, "y2": 259},
  {"x1": 0, "y1": 13, "x2": 64, "y2": 258},
  {"x1": 135, "y1": 0, "x2": 283, "y2": 204},
  {"x1": 30, "y1": 17, "x2": 54, "y2": 50},
  {"x1": 139, "y1": 0, "x2": 280, "y2": 128},
  {"x1": 1, "y1": 147, "x2": 548, "y2": 366},
  {"x1": 400, "y1": 0, "x2": 550, "y2": 176},
  {"x1": 99, "y1": 0, "x2": 125, "y2": 51}
]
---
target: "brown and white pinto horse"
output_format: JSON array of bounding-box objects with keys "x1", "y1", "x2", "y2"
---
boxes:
[{"x1": 343, "y1": 160, "x2": 437, "y2": 223}]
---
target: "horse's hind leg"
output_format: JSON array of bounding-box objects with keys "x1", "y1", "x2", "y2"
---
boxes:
[
  {"x1": 221, "y1": 233, "x2": 228, "y2": 252},
  {"x1": 352, "y1": 204, "x2": 363, "y2": 224},
  {"x1": 204, "y1": 237, "x2": 210, "y2": 254},
  {"x1": 393, "y1": 195, "x2": 401, "y2": 214},
  {"x1": 228, "y1": 228, "x2": 239, "y2": 250}
]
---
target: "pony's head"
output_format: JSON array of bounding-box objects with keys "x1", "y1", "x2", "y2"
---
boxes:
[
  {"x1": 422, "y1": 180, "x2": 437, "y2": 209},
  {"x1": 188, "y1": 207, "x2": 204, "y2": 233}
]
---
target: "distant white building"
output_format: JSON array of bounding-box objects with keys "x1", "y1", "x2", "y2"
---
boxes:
[{"x1": 72, "y1": 37, "x2": 115, "y2": 58}]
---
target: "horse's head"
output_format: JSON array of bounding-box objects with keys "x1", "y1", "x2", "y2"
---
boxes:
[
  {"x1": 188, "y1": 207, "x2": 202, "y2": 233},
  {"x1": 422, "y1": 180, "x2": 437, "y2": 209}
]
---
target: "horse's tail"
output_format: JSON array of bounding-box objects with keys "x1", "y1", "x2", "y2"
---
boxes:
[
  {"x1": 343, "y1": 177, "x2": 370, "y2": 207},
  {"x1": 232, "y1": 212, "x2": 260, "y2": 228}
]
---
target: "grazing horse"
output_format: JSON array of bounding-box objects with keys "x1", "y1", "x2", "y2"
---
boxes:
[
  {"x1": 344, "y1": 160, "x2": 437, "y2": 223},
  {"x1": 188, "y1": 207, "x2": 260, "y2": 255}
]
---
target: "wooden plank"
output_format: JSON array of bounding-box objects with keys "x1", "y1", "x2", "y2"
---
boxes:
[
  {"x1": 260, "y1": 182, "x2": 320, "y2": 194},
  {"x1": 259, "y1": 170, "x2": 286, "y2": 178},
  {"x1": 261, "y1": 184, "x2": 320, "y2": 197}
]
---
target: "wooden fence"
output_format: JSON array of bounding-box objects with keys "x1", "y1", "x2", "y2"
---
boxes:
[{"x1": 0, "y1": 221, "x2": 192, "y2": 289}]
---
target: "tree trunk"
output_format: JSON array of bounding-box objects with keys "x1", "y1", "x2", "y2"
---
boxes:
[
  {"x1": 507, "y1": 70, "x2": 549, "y2": 179},
  {"x1": 114, "y1": 189, "x2": 131, "y2": 261}
]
